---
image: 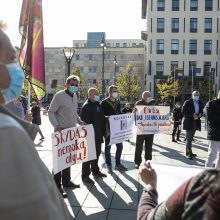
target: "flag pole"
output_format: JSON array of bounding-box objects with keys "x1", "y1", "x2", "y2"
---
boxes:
[
  {"x1": 28, "y1": 81, "x2": 31, "y2": 112},
  {"x1": 192, "y1": 67, "x2": 194, "y2": 93},
  {"x1": 174, "y1": 66, "x2": 176, "y2": 106}
]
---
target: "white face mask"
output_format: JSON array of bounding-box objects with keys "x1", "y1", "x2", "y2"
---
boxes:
[{"x1": 112, "y1": 92, "x2": 118, "y2": 99}]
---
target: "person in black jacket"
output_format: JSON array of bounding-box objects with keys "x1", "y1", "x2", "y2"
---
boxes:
[
  {"x1": 134, "y1": 91, "x2": 155, "y2": 169},
  {"x1": 171, "y1": 102, "x2": 183, "y2": 142},
  {"x1": 101, "y1": 85, "x2": 127, "y2": 174},
  {"x1": 80, "y1": 88, "x2": 107, "y2": 184},
  {"x1": 182, "y1": 90, "x2": 203, "y2": 160},
  {"x1": 31, "y1": 101, "x2": 45, "y2": 140},
  {"x1": 122, "y1": 103, "x2": 132, "y2": 114},
  {"x1": 205, "y1": 91, "x2": 220, "y2": 168}
]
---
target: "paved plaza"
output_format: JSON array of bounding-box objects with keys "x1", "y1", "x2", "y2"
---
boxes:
[{"x1": 35, "y1": 113, "x2": 209, "y2": 219}]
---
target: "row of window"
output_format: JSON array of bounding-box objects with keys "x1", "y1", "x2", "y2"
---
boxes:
[
  {"x1": 156, "y1": 18, "x2": 217, "y2": 33},
  {"x1": 155, "y1": 61, "x2": 215, "y2": 76},
  {"x1": 74, "y1": 42, "x2": 144, "y2": 48},
  {"x1": 71, "y1": 66, "x2": 120, "y2": 74},
  {"x1": 152, "y1": 39, "x2": 217, "y2": 55},
  {"x1": 155, "y1": 0, "x2": 218, "y2": 11}
]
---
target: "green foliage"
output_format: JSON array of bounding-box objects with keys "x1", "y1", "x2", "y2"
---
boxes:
[
  {"x1": 156, "y1": 76, "x2": 180, "y2": 101},
  {"x1": 115, "y1": 63, "x2": 141, "y2": 103},
  {"x1": 21, "y1": 79, "x2": 37, "y2": 99}
]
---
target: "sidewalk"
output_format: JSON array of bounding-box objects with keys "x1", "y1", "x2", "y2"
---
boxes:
[{"x1": 35, "y1": 114, "x2": 209, "y2": 219}]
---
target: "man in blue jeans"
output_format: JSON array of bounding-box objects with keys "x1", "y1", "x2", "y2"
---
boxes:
[{"x1": 101, "y1": 85, "x2": 127, "y2": 174}]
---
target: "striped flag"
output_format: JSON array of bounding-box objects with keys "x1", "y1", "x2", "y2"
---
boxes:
[{"x1": 19, "y1": 0, "x2": 45, "y2": 100}]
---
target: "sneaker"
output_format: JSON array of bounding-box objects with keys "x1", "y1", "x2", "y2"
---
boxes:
[
  {"x1": 82, "y1": 177, "x2": 95, "y2": 184},
  {"x1": 107, "y1": 165, "x2": 113, "y2": 174},
  {"x1": 63, "y1": 181, "x2": 80, "y2": 188},
  {"x1": 58, "y1": 187, "x2": 67, "y2": 198},
  {"x1": 93, "y1": 172, "x2": 107, "y2": 178},
  {"x1": 115, "y1": 164, "x2": 128, "y2": 171}
]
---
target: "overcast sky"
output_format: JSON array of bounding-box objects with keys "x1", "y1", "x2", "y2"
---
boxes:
[{"x1": 0, "y1": 0, "x2": 145, "y2": 47}]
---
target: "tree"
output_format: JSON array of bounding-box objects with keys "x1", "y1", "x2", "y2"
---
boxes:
[
  {"x1": 115, "y1": 63, "x2": 141, "y2": 103},
  {"x1": 156, "y1": 75, "x2": 180, "y2": 103}
]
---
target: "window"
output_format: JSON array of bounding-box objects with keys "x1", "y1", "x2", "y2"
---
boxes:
[
  {"x1": 88, "y1": 54, "x2": 93, "y2": 61},
  {"x1": 171, "y1": 61, "x2": 178, "y2": 74},
  {"x1": 150, "y1": 39, "x2": 152, "y2": 54},
  {"x1": 189, "y1": 40, "x2": 197, "y2": 54},
  {"x1": 172, "y1": 0, "x2": 180, "y2": 11},
  {"x1": 156, "y1": 39, "x2": 164, "y2": 54},
  {"x1": 171, "y1": 39, "x2": 179, "y2": 54},
  {"x1": 80, "y1": 67, "x2": 84, "y2": 72},
  {"x1": 123, "y1": 43, "x2": 127, "y2": 47},
  {"x1": 172, "y1": 18, "x2": 179, "y2": 32},
  {"x1": 156, "y1": 61, "x2": 164, "y2": 76},
  {"x1": 190, "y1": 0, "x2": 198, "y2": 11},
  {"x1": 205, "y1": 0, "x2": 213, "y2": 11},
  {"x1": 116, "y1": 43, "x2": 120, "y2": 47},
  {"x1": 204, "y1": 40, "x2": 212, "y2": 54},
  {"x1": 203, "y1": 61, "x2": 211, "y2": 76},
  {"x1": 189, "y1": 61, "x2": 196, "y2": 75},
  {"x1": 75, "y1": 54, "x2": 80, "y2": 61},
  {"x1": 157, "y1": 0, "x2": 165, "y2": 11},
  {"x1": 157, "y1": 18, "x2": 164, "y2": 32},
  {"x1": 132, "y1": 43, "x2": 136, "y2": 47},
  {"x1": 89, "y1": 66, "x2": 97, "y2": 73},
  {"x1": 204, "y1": 18, "x2": 212, "y2": 33},
  {"x1": 190, "y1": 18, "x2": 197, "y2": 32}
]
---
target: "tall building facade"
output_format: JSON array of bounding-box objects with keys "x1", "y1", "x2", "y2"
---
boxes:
[
  {"x1": 44, "y1": 37, "x2": 146, "y2": 102},
  {"x1": 87, "y1": 32, "x2": 105, "y2": 48},
  {"x1": 142, "y1": 0, "x2": 220, "y2": 99}
]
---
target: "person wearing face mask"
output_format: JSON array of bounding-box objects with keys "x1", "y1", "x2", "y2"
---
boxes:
[
  {"x1": 101, "y1": 85, "x2": 128, "y2": 174},
  {"x1": 171, "y1": 102, "x2": 183, "y2": 142},
  {"x1": 133, "y1": 91, "x2": 155, "y2": 169},
  {"x1": 182, "y1": 90, "x2": 203, "y2": 160},
  {"x1": 80, "y1": 88, "x2": 107, "y2": 184},
  {"x1": 0, "y1": 22, "x2": 72, "y2": 219},
  {"x1": 48, "y1": 75, "x2": 85, "y2": 196}
]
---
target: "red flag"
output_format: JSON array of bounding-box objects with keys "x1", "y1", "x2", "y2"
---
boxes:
[{"x1": 19, "y1": 0, "x2": 45, "y2": 100}]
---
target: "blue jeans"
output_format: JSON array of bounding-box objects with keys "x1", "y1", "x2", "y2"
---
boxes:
[{"x1": 105, "y1": 142, "x2": 123, "y2": 166}]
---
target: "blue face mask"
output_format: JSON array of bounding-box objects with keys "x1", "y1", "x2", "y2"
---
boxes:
[
  {"x1": 94, "y1": 95, "x2": 100, "y2": 102},
  {"x1": 68, "y1": 85, "x2": 78, "y2": 93},
  {"x1": 147, "y1": 97, "x2": 152, "y2": 103},
  {"x1": 193, "y1": 95, "x2": 199, "y2": 101},
  {"x1": 1, "y1": 63, "x2": 24, "y2": 104}
]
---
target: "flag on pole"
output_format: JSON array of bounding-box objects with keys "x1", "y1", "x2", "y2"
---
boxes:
[
  {"x1": 192, "y1": 67, "x2": 201, "y2": 74},
  {"x1": 19, "y1": 0, "x2": 45, "y2": 100}
]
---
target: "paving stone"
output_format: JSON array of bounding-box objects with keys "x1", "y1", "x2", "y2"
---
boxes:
[
  {"x1": 107, "y1": 209, "x2": 137, "y2": 220},
  {"x1": 75, "y1": 207, "x2": 108, "y2": 220}
]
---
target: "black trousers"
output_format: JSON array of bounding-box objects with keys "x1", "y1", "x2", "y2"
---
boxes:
[
  {"x1": 172, "y1": 122, "x2": 181, "y2": 138},
  {"x1": 54, "y1": 167, "x2": 71, "y2": 188},
  {"x1": 82, "y1": 142, "x2": 102, "y2": 178},
  {"x1": 135, "y1": 134, "x2": 154, "y2": 166}
]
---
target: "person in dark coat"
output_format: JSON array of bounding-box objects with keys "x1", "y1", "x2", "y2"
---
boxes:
[
  {"x1": 171, "y1": 102, "x2": 183, "y2": 142},
  {"x1": 122, "y1": 102, "x2": 132, "y2": 114},
  {"x1": 80, "y1": 88, "x2": 107, "y2": 184},
  {"x1": 133, "y1": 91, "x2": 155, "y2": 169},
  {"x1": 182, "y1": 90, "x2": 203, "y2": 160},
  {"x1": 205, "y1": 90, "x2": 220, "y2": 168},
  {"x1": 101, "y1": 85, "x2": 127, "y2": 174},
  {"x1": 31, "y1": 101, "x2": 45, "y2": 140}
]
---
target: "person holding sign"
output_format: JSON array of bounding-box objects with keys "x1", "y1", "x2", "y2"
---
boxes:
[
  {"x1": 182, "y1": 91, "x2": 203, "y2": 160},
  {"x1": 80, "y1": 88, "x2": 107, "y2": 184},
  {"x1": 101, "y1": 85, "x2": 128, "y2": 174},
  {"x1": 134, "y1": 91, "x2": 155, "y2": 169},
  {"x1": 48, "y1": 75, "x2": 84, "y2": 196}
]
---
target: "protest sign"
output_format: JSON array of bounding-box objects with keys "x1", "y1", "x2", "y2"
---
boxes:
[
  {"x1": 136, "y1": 106, "x2": 171, "y2": 135},
  {"x1": 52, "y1": 124, "x2": 96, "y2": 174},
  {"x1": 109, "y1": 113, "x2": 135, "y2": 145}
]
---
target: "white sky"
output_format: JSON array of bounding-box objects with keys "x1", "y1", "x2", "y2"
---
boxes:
[{"x1": 0, "y1": 0, "x2": 146, "y2": 47}]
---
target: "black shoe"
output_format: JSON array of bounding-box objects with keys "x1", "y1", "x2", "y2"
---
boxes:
[
  {"x1": 188, "y1": 155, "x2": 193, "y2": 160},
  {"x1": 82, "y1": 177, "x2": 95, "y2": 184},
  {"x1": 135, "y1": 164, "x2": 140, "y2": 169},
  {"x1": 191, "y1": 153, "x2": 197, "y2": 157},
  {"x1": 176, "y1": 138, "x2": 182, "y2": 142},
  {"x1": 186, "y1": 152, "x2": 189, "y2": 156},
  {"x1": 93, "y1": 172, "x2": 107, "y2": 178},
  {"x1": 107, "y1": 165, "x2": 113, "y2": 174},
  {"x1": 63, "y1": 181, "x2": 80, "y2": 188},
  {"x1": 172, "y1": 139, "x2": 177, "y2": 142}
]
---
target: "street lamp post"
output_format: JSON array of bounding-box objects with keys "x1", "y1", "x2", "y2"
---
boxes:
[
  {"x1": 100, "y1": 37, "x2": 106, "y2": 98},
  {"x1": 113, "y1": 55, "x2": 118, "y2": 83},
  {"x1": 63, "y1": 48, "x2": 76, "y2": 77}
]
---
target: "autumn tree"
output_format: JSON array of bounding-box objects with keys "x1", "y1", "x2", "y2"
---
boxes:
[{"x1": 115, "y1": 63, "x2": 141, "y2": 103}]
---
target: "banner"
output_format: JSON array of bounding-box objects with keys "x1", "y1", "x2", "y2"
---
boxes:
[
  {"x1": 19, "y1": 0, "x2": 46, "y2": 100},
  {"x1": 109, "y1": 113, "x2": 135, "y2": 145},
  {"x1": 52, "y1": 125, "x2": 96, "y2": 174},
  {"x1": 136, "y1": 106, "x2": 171, "y2": 135}
]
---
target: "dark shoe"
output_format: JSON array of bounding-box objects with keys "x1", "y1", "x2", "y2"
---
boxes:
[
  {"x1": 135, "y1": 164, "x2": 140, "y2": 169},
  {"x1": 107, "y1": 165, "x2": 113, "y2": 174},
  {"x1": 93, "y1": 172, "x2": 107, "y2": 178},
  {"x1": 191, "y1": 153, "x2": 197, "y2": 157},
  {"x1": 188, "y1": 155, "x2": 193, "y2": 160},
  {"x1": 63, "y1": 181, "x2": 80, "y2": 188},
  {"x1": 172, "y1": 139, "x2": 177, "y2": 142},
  {"x1": 186, "y1": 152, "x2": 189, "y2": 156},
  {"x1": 176, "y1": 138, "x2": 182, "y2": 142},
  {"x1": 115, "y1": 164, "x2": 128, "y2": 171},
  {"x1": 58, "y1": 187, "x2": 67, "y2": 198},
  {"x1": 82, "y1": 177, "x2": 95, "y2": 184},
  {"x1": 39, "y1": 137, "x2": 45, "y2": 140}
]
